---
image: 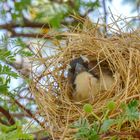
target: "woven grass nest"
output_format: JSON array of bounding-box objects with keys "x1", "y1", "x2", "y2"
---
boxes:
[{"x1": 30, "y1": 19, "x2": 140, "y2": 139}]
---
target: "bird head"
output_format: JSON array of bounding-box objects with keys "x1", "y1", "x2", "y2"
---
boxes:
[{"x1": 68, "y1": 56, "x2": 89, "y2": 85}]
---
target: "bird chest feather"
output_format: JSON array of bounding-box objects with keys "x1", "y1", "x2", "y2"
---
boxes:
[{"x1": 74, "y1": 71, "x2": 99, "y2": 101}]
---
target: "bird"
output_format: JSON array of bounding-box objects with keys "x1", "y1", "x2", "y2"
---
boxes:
[{"x1": 68, "y1": 56, "x2": 114, "y2": 102}]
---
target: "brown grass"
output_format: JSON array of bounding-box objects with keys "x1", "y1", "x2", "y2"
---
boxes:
[{"x1": 30, "y1": 17, "x2": 140, "y2": 139}]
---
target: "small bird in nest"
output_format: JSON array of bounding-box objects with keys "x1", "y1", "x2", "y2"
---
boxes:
[{"x1": 68, "y1": 56, "x2": 114, "y2": 102}]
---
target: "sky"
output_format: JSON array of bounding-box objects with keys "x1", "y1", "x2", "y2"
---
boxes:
[
  {"x1": 110, "y1": 0, "x2": 137, "y2": 17},
  {"x1": 89, "y1": 0, "x2": 137, "y2": 22}
]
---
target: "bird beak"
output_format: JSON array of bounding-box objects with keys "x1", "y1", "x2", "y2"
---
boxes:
[{"x1": 75, "y1": 63, "x2": 86, "y2": 74}]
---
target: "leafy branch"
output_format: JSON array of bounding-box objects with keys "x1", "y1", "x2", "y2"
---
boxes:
[{"x1": 72, "y1": 100, "x2": 140, "y2": 139}]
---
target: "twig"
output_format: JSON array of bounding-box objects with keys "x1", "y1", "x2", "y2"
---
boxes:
[
  {"x1": 101, "y1": 131, "x2": 140, "y2": 139},
  {"x1": 0, "y1": 21, "x2": 49, "y2": 29},
  {"x1": 102, "y1": 0, "x2": 107, "y2": 33},
  {"x1": 13, "y1": 99, "x2": 45, "y2": 128},
  {"x1": 0, "y1": 106, "x2": 15, "y2": 125},
  {"x1": 11, "y1": 31, "x2": 52, "y2": 39}
]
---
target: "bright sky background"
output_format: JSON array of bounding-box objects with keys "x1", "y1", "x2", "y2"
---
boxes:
[
  {"x1": 110, "y1": 0, "x2": 137, "y2": 17},
  {"x1": 89, "y1": 0, "x2": 138, "y2": 23}
]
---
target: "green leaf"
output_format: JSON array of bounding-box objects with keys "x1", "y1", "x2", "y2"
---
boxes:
[
  {"x1": 14, "y1": 0, "x2": 31, "y2": 11},
  {"x1": 81, "y1": 0, "x2": 100, "y2": 8},
  {"x1": 18, "y1": 49, "x2": 33, "y2": 57},
  {"x1": 125, "y1": 100, "x2": 139, "y2": 121},
  {"x1": 0, "y1": 35, "x2": 9, "y2": 48},
  {"x1": 14, "y1": 38, "x2": 27, "y2": 49},
  {"x1": 101, "y1": 119, "x2": 115, "y2": 132},
  {"x1": 0, "y1": 64, "x2": 18, "y2": 78},
  {"x1": 72, "y1": 118, "x2": 89, "y2": 128},
  {"x1": 0, "y1": 49, "x2": 15, "y2": 63},
  {"x1": 88, "y1": 129, "x2": 99, "y2": 140},
  {"x1": 49, "y1": 13, "x2": 64, "y2": 28},
  {"x1": 0, "y1": 64, "x2": 18, "y2": 93},
  {"x1": 0, "y1": 80, "x2": 9, "y2": 93},
  {"x1": 72, "y1": 118, "x2": 99, "y2": 140},
  {"x1": 128, "y1": 99, "x2": 138, "y2": 108},
  {"x1": 75, "y1": 126, "x2": 90, "y2": 139},
  {"x1": 0, "y1": 123, "x2": 17, "y2": 133},
  {"x1": 0, "y1": 122, "x2": 34, "y2": 140}
]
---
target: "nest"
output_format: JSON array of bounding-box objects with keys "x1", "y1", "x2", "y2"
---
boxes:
[{"x1": 30, "y1": 19, "x2": 140, "y2": 139}]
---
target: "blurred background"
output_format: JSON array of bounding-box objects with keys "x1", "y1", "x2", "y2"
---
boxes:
[{"x1": 0, "y1": 0, "x2": 139, "y2": 139}]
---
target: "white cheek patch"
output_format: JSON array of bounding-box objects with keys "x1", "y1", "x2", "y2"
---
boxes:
[
  {"x1": 74, "y1": 71, "x2": 99, "y2": 101},
  {"x1": 80, "y1": 55, "x2": 89, "y2": 63}
]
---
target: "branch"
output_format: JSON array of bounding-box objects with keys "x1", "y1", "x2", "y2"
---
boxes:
[
  {"x1": 0, "y1": 18, "x2": 79, "y2": 34},
  {"x1": 11, "y1": 32, "x2": 52, "y2": 39},
  {"x1": 32, "y1": 130, "x2": 51, "y2": 140},
  {"x1": 10, "y1": 30, "x2": 66, "y2": 39},
  {"x1": 0, "y1": 113, "x2": 31, "y2": 119},
  {"x1": 101, "y1": 131, "x2": 140, "y2": 139},
  {"x1": 13, "y1": 99, "x2": 45, "y2": 128},
  {"x1": 34, "y1": 136, "x2": 51, "y2": 140},
  {"x1": 0, "y1": 118, "x2": 9, "y2": 125},
  {"x1": 0, "y1": 21, "x2": 50, "y2": 29},
  {"x1": 0, "y1": 19, "x2": 78, "y2": 39},
  {"x1": 0, "y1": 106, "x2": 15, "y2": 125},
  {"x1": 17, "y1": 95, "x2": 34, "y2": 101},
  {"x1": 102, "y1": 0, "x2": 107, "y2": 33},
  {"x1": 0, "y1": 19, "x2": 76, "y2": 31},
  {"x1": 0, "y1": 20, "x2": 52, "y2": 39}
]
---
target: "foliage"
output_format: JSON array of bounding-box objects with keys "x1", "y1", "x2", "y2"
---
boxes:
[
  {"x1": 72, "y1": 100, "x2": 140, "y2": 139},
  {"x1": 71, "y1": 118, "x2": 99, "y2": 140},
  {"x1": 0, "y1": 122, "x2": 34, "y2": 140},
  {"x1": 0, "y1": 36, "x2": 18, "y2": 93},
  {"x1": 0, "y1": 36, "x2": 35, "y2": 137},
  {"x1": 0, "y1": 64, "x2": 18, "y2": 93},
  {"x1": 0, "y1": 0, "x2": 100, "y2": 28}
]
